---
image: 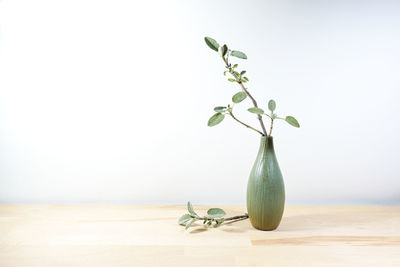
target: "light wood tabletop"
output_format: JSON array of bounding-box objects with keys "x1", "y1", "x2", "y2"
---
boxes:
[{"x1": 0, "y1": 205, "x2": 399, "y2": 266}]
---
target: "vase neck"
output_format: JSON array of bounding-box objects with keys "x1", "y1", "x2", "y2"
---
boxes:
[{"x1": 257, "y1": 136, "x2": 276, "y2": 159}]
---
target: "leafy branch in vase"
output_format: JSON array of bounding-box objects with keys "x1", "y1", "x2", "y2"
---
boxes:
[
  {"x1": 205, "y1": 36, "x2": 300, "y2": 136},
  {"x1": 179, "y1": 37, "x2": 300, "y2": 230}
]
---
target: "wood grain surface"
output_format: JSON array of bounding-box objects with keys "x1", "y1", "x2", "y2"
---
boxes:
[{"x1": 0, "y1": 205, "x2": 399, "y2": 266}]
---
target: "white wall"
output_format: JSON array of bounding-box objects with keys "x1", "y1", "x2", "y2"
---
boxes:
[{"x1": 1, "y1": 0, "x2": 399, "y2": 205}]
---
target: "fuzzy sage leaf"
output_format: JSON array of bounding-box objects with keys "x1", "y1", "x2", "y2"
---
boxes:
[
  {"x1": 231, "y1": 50, "x2": 247, "y2": 59},
  {"x1": 220, "y1": 44, "x2": 228, "y2": 57},
  {"x1": 185, "y1": 218, "x2": 196, "y2": 230},
  {"x1": 178, "y1": 214, "x2": 192, "y2": 225},
  {"x1": 248, "y1": 107, "x2": 264, "y2": 114},
  {"x1": 213, "y1": 218, "x2": 225, "y2": 227},
  {"x1": 268, "y1": 100, "x2": 276, "y2": 112},
  {"x1": 207, "y1": 208, "x2": 226, "y2": 218},
  {"x1": 232, "y1": 91, "x2": 247, "y2": 103},
  {"x1": 214, "y1": 106, "x2": 227, "y2": 112},
  {"x1": 207, "y1": 113, "x2": 225, "y2": 127},
  {"x1": 187, "y1": 201, "x2": 198, "y2": 216},
  {"x1": 285, "y1": 116, "x2": 300, "y2": 128},
  {"x1": 204, "y1": 37, "x2": 219, "y2": 52}
]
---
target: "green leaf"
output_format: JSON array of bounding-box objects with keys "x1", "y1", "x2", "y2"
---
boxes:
[
  {"x1": 220, "y1": 44, "x2": 228, "y2": 57},
  {"x1": 233, "y1": 64, "x2": 238, "y2": 68},
  {"x1": 204, "y1": 37, "x2": 219, "y2": 52},
  {"x1": 185, "y1": 218, "x2": 195, "y2": 230},
  {"x1": 187, "y1": 201, "x2": 198, "y2": 216},
  {"x1": 242, "y1": 77, "x2": 249, "y2": 82},
  {"x1": 213, "y1": 218, "x2": 224, "y2": 227},
  {"x1": 285, "y1": 116, "x2": 300, "y2": 128},
  {"x1": 214, "y1": 106, "x2": 227, "y2": 112},
  {"x1": 207, "y1": 208, "x2": 226, "y2": 218},
  {"x1": 178, "y1": 214, "x2": 192, "y2": 225},
  {"x1": 207, "y1": 113, "x2": 225, "y2": 127},
  {"x1": 227, "y1": 78, "x2": 236, "y2": 82},
  {"x1": 248, "y1": 107, "x2": 264, "y2": 114},
  {"x1": 231, "y1": 50, "x2": 247, "y2": 59},
  {"x1": 268, "y1": 99, "x2": 276, "y2": 112},
  {"x1": 232, "y1": 91, "x2": 247, "y2": 103},
  {"x1": 207, "y1": 221, "x2": 212, "y2": 226},
  {"x1": 240, "y1": 70, "x2": 246, "y2": 76}
]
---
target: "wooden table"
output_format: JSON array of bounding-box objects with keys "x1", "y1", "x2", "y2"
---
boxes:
[{"x1": 0, "y1": 205, "x2": 399, "y2": 266}]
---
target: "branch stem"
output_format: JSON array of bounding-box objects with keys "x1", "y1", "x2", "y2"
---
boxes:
[
  {"x1": 269, "y1": 118, "x2": 274, "y2": 136},
  {"x1": 228, "y1": 110, "x2": 264, "y2": 135},
  {"x1": 223, "y1": 57, "x2": 268, "y2": 136},
  {"x1": 224, "y1": 213, "x2": 249, "y2": 221},
  {"x1": 191, "y1": 213, "x2": 249, "y2": 222}
]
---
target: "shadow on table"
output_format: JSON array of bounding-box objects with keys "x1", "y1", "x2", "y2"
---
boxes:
[{"x1": 189, "y1": 217, "x2": 250, "y2": 234}]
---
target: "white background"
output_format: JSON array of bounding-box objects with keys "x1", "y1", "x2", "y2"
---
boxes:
[{"x1": 1, "y1": 0, "x2": 399, "y2": 205}]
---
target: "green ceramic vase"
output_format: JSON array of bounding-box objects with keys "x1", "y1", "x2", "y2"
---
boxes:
[{"x1": 246, "y1": 136, "x2": 285, "y2": 231}]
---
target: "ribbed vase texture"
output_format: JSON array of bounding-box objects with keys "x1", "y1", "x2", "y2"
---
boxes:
[{"x1": 246, "y1": 136, "x2": 285, "y2": 230}]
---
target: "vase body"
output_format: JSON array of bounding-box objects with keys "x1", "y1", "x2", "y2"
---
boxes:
[{"x1": 246, "y1": 136, "x2": 285, "y2": 231}]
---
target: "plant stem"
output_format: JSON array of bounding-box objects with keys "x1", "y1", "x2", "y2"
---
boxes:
[
  {"x1": 191, "y1": 213, "x2": 249, "y2": 222},
  {"x1": 228, "y1": 110, "x2": 264, "y2": 135},
  {"x1": 269, "y1": 118, "x2": 274, "y2": 136},
  {"x1": 222, "y1": 58, "x2": 268, "y2": 136},
  {"x1": 224, "y1": 213, "x2": 249, "y2": 221},
  {"x1": 264, "y1": 113, "x2": 272, "y2": 119},
  {"x1": 238, "y1": 84, "x2": 268, "y2": 136}
]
